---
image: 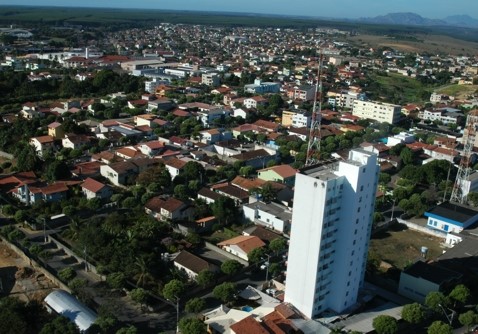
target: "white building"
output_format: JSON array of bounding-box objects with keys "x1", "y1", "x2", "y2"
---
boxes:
[
  {"x1": 202, "y1": 73, "x2": 220, "y2": 86},
  {"x1": 352, "y1": 100, "x2": 401, "y2": 124},
  {"x1": 285, "y1": 149, "x2": 379, "y2": 318}
]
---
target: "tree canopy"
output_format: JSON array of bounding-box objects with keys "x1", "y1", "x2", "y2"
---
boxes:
[{"x1": 372, "y1": 315, "x2": 398, "y2": 334}]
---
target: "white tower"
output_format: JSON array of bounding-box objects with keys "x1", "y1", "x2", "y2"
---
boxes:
[{"x1": 284, "y1": 149, "x2": 379, "y2": 318}]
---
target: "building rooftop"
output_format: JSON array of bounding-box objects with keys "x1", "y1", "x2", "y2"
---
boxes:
[
  {"x1": 403, "y1": 260, "x2": 461, "y2": 285},
  {"x1": 426, "y1": 201, "x2": 478, "y2": 223}
]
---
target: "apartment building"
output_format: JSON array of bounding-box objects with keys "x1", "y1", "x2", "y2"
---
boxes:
[
  {"x1": 352, "y1": 100, "x2": 401, "y2": 124},
  {"x1": 285, "y1": 149, "x2": 379, "y2": 318}
]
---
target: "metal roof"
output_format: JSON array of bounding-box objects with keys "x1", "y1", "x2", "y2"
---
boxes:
[{"x1": 44, "y1": 290, "x2": 97, "y2": 332}]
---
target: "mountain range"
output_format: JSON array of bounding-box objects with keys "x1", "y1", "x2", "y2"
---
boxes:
[{"x1": 357, "y1": 12, "x2": 478, "y2": 28}]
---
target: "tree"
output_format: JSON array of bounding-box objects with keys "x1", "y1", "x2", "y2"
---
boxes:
[
  {"x1": 449, "y1": 284, "x2": 471, "y2": 305},
  {"x1": 401, "y1": 303, "x2": 425, "y2": 324},
  {"x1": 211, "y1": 196, "x2": 238, "y2": 225},
  {"x1": 425, "y1": 291, "x2": 448, "y2": 313},
  {"x1": 106, "y1": 272, "x2": 126, "y2": 289},
  {"x1": 185, "y1": 297, "x2": 206, "y2": 313},
  {"x1": 178, "y1": 317, "x2": 207, "y2": 334},
  {"x1": 213, "y1": 282, "x2": 236, "y2": 303},
  {"x1": 248, "y1": 247, "x2": 266, "y2": 264},
  {"x1": 130, "y1": 288, "x2": 148, "y2": 308},
  {"x1": 116, "y1": 325, "x2": 138, "y2": 334},
  {"x1": 427, "y1": 320, "x2": 453, "y2": 334},
  {"x1": 162, "y1": 279, "x2": 185, "y2": 301},
  {"x1": 221, "y1": 260, "x2": 243, "y2": 276},
  {"x1": 269, "y1": 238, "x2": 287, "y2": 254},
  {"x1": 372, "y1": 315, "x2": 398, "y2": 334},
  {"x1": 174, "y1": 184, "x2": 190, "y2": 201},
  {"x1": 45, "y1": 160, "x2": 71, "y2": 182},
  {"x1": 40, "y1": 316, "x2": 80, "y2": 334},
  {"x1": 468, "y1": 191, "x2": 478, "y2": 207},
  {"x1": 459, "y1": 310, "x2": 478, "y2": 332},
  {"x1": 196, "y1": 270, "x2": 215, "y2": 288},
  {"x1": 58, "y1": 267, "x2": 76, "y2": 283}
]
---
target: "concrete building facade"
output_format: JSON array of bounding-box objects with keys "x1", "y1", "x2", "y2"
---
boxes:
[
  {"x1": 284, "y1": 149, "x2": 379, "y2": 318},
  {"x1": 352, "y1": 100, "x2": 401, "y2": 124}
]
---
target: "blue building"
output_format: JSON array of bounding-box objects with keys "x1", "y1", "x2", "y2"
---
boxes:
[{"x1": 425, "y1": 201, "x2": 478, "y2": 234}]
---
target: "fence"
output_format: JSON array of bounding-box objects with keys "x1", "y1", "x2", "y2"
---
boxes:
[
  {"x1": 0, "y1": 236, "x2": 71, "y2": 293},
  {"x1": 204, "y1": 241, "x2": 249, "y2": 266},
  {"x1": 397, "y1": 218, "x2": 447, "y2": 238}
]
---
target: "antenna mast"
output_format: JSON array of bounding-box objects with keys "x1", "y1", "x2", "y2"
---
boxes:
[
  {"x1": 305, "y1": 52, "x2": 323, "y2": 166},
  {"x1": 450, "y1": 110, "x2": 478, "y2": 204}
]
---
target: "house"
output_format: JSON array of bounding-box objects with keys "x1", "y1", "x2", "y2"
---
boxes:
[
  {"x1": 62, "y1": 134, "x2": 92, "y2": 150},
  {"x1": 217, "y1": 235, "x2": 265, "y2": 261},
  {"x1": 211, "y1": 183, "x2": 250, "y2": 204},
  {"x1": 253, "y1": 120, "x2": 280, "y2": 133},
  {"x1": 197, "y1": 187, "x2": 223, "y2": 204},
  {"x1": 145, "y1": 196, "x2": 193, "y2": 221},
  {"x1": 138, "y1": 141, "x2": 165, "y2": 157},
  {"x1": 425, "y1": 201, "x2": 478, "y2": 234},
  {"x1": 80, "y1": 177, "x2": 112, "y2": 200},
  {"x1": 243, "y1": 201, "x2": 292, "y2": 233},
  {"x1": 173, "y1": 250, "x2": 218, "y2": 280},
  {"x1": 230, "y1": 149, "x2": 276, "y2": 169},
  {"x1": 48, "y1": 122, "x2": 65, "y2": 139},
  {"x1": 243, "y1": 96, "x2": 268, "y2": 109},
  {"x1": 100, "y1": 161, "x2": 138, "y2": 186},
  {"x1": 292, "y1": 85, "x2": 316, "y2": 101},
  {"x1": 23, "y1": 182, "x2": 70, "y2": 205},
  {"x1": 162, "y1": 158, "x2": 187, "y2": 180},
  {"x1": 71, "y1": 161, "x2": 103, "y2": 178},
  {"x1": 199, "y1": 128, "x2": 233, "y2": 145},
  {"x1": 257, "y1": 165, "x2": 297, "y2": 186},
  {"x1": 242, "y1": 225, "x2": 283, "y2": 244},
  {"x1": 30, "y1": 135, "x2": 55, "y2": 157},
  {"x1": 398, "y1": 260, "x2": 461, "y2": 303}
]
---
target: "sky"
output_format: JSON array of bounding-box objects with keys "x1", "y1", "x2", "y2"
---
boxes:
[{"x1": 0, "y1": 0, "x2": 476, "y2": 19}]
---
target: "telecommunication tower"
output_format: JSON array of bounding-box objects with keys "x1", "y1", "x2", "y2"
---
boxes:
[
  {"x1": 305, "y1": 53, "x2": 324, "y2": 166},
  {"x1": 450, "y1": 110, "x2": 478, "y2": 203}
]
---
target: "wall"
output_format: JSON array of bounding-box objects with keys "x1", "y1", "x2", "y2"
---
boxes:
[
  {"x1": 204, "y1": 242, "x2": 249, "y2": 266},
  {"x1": 397, "y1": 218, "x2": 447, "y2": 238}
]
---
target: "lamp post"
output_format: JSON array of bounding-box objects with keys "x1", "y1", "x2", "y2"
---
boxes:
[
  {"x1": 174, "y1": 295, "x2": 180, "y2": 333},
  {"x1": 263, "y1": 254, "x2": 271, "y2": 287},
  {"x1": 390, "y1": 198, "x2": 396, "y2": 222},
  {"x1": 438, "y1": 304, "x2": 453, "y2": 325}
]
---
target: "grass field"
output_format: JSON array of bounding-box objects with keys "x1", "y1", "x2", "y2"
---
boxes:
[
  {"x1": 436, "y1": 84, "x2": 478, "y2": 99},
  {"x1": 371, "y1": 72, "x2": 433, "y2": 104},
  {"x1": 370, "y1": 224, "x2": 444, "y2": 270},
  {"x1": 348, "y1": 33, "x2": 478, "y2": 55}
]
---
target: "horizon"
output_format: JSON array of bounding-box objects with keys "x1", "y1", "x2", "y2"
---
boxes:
[{"x1": 0, "y1": 1, "x2": 477, "y2": 20}]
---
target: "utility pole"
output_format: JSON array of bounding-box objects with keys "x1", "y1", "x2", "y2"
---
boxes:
[{"x1": 174, "y1": 295, "x2": 180, "y2": 333}]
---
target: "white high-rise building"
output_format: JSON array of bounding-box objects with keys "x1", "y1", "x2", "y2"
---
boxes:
[{"x1": 284, "y1": 149, "x2": 379, "y2": 318}]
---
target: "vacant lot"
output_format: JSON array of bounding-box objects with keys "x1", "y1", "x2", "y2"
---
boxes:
[
  {"x1": 436, "y1": 84, "x2": 478, "y2": 100},
  {"x1": 348, "y1": 33, "x2": 478, "y2": 55},
  {"x1": 370, "y1": 224, "x2": 445, "y2": 270}
]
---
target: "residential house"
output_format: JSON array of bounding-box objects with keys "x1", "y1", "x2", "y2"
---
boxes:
[
  {"x1": 30, "y1": 135, "x2": 55, "y2": 157},
  {"x1": 197, "y1": 108, "x2": 232, "y2": 127},
  {"x1": 199, "y1": 128, "x2": 232, "y2": 145},
  {"x1": 253, "y1": 120, "x2": 280, "y2": 133},
  {"x1": 145, "y1": 196, "x2": 193, "y2": 221},
  {"x1": 257, "y1": 165, "x2": 297, "y2": 186},
  {"x1": 243, "y1": 96, "x2": 268, "y2": 109},
  {"x1": 162, "y1": 158, "x2": 187, "y2": 180},
  {"x1": 211, "y1": 182, "x2": 250, "y2": 204},
  {"x1": 230, "y1": 149, "x2": 276, "y2": 169},
  {"x1": 243, "y1": 201, "x2": 292, "y2": 233},
  {"x1": 244, "y1": 79, "x2": 280, "y2": 94},
  {"x1": 291, "y1": 85, "x2": 316, "y2": 101},
  {"x1": 217, "y1": 235, "x2": 265, "y2": 261},
  {"x1": 48, "y1": 122, "x2": 65, "y2": 139},
  {"x1": 197, "y1": 187, "x2": 223, "y2": 204},
  {"x1": 80, "y1": 177, "x2": 112, "y2": 200},
  {"x1": 138, "y1": 141, "x2": 165, "y2": 157},
  {"x1": 173, "y1": 250, "x2": 218, "y2": 280},
  {"x1": 100, "y1": 161, "x2": 138, "y2": 186},
  {"x1": 62, "y1": 134, "x2": 92, "y2": 150}
]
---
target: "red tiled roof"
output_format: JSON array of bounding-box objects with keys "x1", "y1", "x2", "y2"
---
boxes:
[
  {"x1": 229, "y1": 315, "x2": 269, "y2": 334},
  {"x1": 32, "y1": 135, "x2": 54, "y2": 144},
  {"x1": 81, "y1": 177, "x2": 106, "y2": 193},
  {"x1": 217, "y1": 235, "x2": 265, "y2": 254},
  {"x1": 259, "y1": 164, "x2": 297, "y2": 179}
]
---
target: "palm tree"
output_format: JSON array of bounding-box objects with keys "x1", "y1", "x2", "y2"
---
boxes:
[{"x1": 133, "y1": 256, "x2": 154, "y2": 288}]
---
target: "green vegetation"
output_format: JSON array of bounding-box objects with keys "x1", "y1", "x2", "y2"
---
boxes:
[{"x1": 368, "y1": 72, "x2": 433, "y2": 104}]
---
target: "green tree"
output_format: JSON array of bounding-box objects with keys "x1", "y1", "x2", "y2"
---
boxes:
[
  {"x1": 427, "y1": 320, "x2": 453, "y2": 334},
  {"x1": 247, "y1": 247, "x2": 266, "y2": 264},
  {"x1": 213, "y1": 282, "x2": 236, "y2": 303},
  {"x1": 185, "y1": 298, "x2": 206, "y2": 314},
  {"x1": 372, "y1": 315, "x2": 398, "y2": 334},
  {"x1": 401, "y1": 303, "x2": 425, "y2": 324},
  {"x1": 106, "y1": 272, "x2": 126, "y2": 289},
  {"x1": 115, "y1": 325, "x2": 138, "y2": 334},
  {"x1": 40, "y1": 316, "x2": 80, "y2": 334},
  {"x1": 221, "y1": 260, "x2": 243, "y2": 275},
  {"x1": 58, "y1": 267, "x2": 76, "y2": 283},
  {"x1": 45, "y1": 160, "x2": 71, "y2": 182},
  {"x1": 459, "y1": 310, "x2": 478, "y2": 332},
  {"x1": 130, "y1": 288, "x2": 148, "y2": 307},
  {"x1": 449, "y1": 284, "x2": 471, "y2": 305},
  {"x1": 178, "y1": 317, "x2": 207, "y2": 334},
  {"x1": 211, "y1": 196, "x2": 238, "y2": 225},
  {"x1": 14, "y1": 210, "x2": 27, "y2": 223},
  {"x1": 174, "y1": 184, "x2": 190, "y2": 201},
  {"x1": 468, "y1": 191, "x2": 478, "y2": 206},
  {"x1": 269, "y1": 237, "x2": 287, "y2": 254},
  {"x1": 162, "y1": 279, "x2": 185, "y2": 300},
  {"x1": 196, "y1": 270, "x2": 215, "y2": 288},
  {"x1": 425, "y1": 291, "x2": 448, "y2": 313}
]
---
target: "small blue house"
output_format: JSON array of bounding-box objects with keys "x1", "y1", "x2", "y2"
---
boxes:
[{"x1": 425, "y1": 201, "x2": 478, "y2": 234}]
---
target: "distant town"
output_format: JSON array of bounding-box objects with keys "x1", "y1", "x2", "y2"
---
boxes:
[{"x1": 1, "y1": 10, "x2": 478, "y2": 334}]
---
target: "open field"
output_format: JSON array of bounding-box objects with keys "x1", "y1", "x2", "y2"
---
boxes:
[
  {"x1": 348, "y1": 33, "x2": 478, "y2": 55},
  {"x1": 436, "y1": 84, "x2": 478, "y2": 99},
  {"x1": 370, "y1": 224, "x2": 445, "y2": 270},
  {"x1": 0, "y1": 241, "x2": 57, "y2": 302}
]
